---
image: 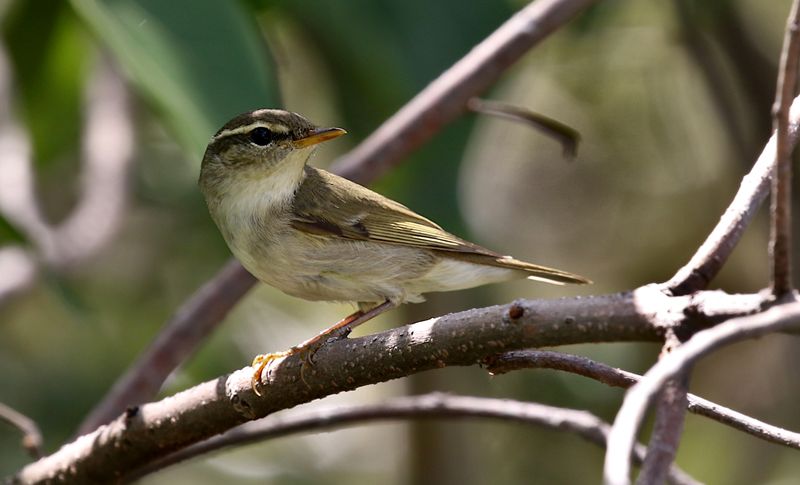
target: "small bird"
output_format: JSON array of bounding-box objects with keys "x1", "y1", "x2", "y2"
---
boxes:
[{"x1": 199, "y1": 109, "x2": 590, "y2": 392}]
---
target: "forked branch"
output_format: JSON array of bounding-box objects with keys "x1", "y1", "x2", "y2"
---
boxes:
[{"x1": 604, "y1": 301, "x2": 800, "y2": 485}]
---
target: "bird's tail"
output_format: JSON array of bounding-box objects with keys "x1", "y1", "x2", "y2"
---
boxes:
[{"x1": 494, "y1": 256, "x2": 592, "y2": 285}]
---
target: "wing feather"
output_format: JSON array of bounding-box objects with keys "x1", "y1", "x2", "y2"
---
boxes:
[
  {"x1": 289, "y1": 166, "x2": 590, "y2": 285},
  {"x1": 291, "y1": 166, "x2": 498, "y2": 255}
]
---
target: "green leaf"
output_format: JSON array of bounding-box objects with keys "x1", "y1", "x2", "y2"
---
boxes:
[
  {"x1": 0, "y1": 215, "x2": 29, "y2": 245},
  {"x1": 70, "y1": 0, "x2": 280, "y2": 159},
  {"x1": 2, "y1": 1, "x2": 88, "y2": 166}
]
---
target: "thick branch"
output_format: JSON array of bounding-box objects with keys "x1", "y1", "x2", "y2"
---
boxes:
[
  {"x1": 80, "y1": 0, "x2": 603, "y2": 432},
  {"x1": 665, "y1": 95, "x2": 800, "y2": 295},
  {"x1": 485, "y1": 349, "x2": 800, "y2": 450},
  {"x1": 12, "y1": 289, "x2": 763, "y2": 483},
  {"x1": 604, "y1": 300, "x2": 800, "y2": 485},
  {"x1": 769, "y1": 0, "x2": 800, "y2": 295},
  {"x1": 136, "y1": 393, "x2": 698, "y2": 485}
]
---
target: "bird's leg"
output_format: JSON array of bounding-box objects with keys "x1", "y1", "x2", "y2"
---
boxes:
[{"x1": 251, "y1": 300, "x2": 395, "y2": 394}]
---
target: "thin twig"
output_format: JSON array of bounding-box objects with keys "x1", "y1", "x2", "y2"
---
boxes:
[
  {"x1": 79, "y1": 0, "x2": 602, "y2": 433},
  {"x1": 0, "y1": 401, "x2": 43, "y2": 459},
  {"x1": 769, "y1": 0, "x2": 800, "y2": 296},
  {"x1": 665, "y1": 95, "x2": 800, "y2": 296},
  {"x1": 329, "y1": 0, "x2": 600, "y2": 183},
  {"x1": 134, "y1": 393, "x2": 699, "y2": 485},
  {"x1": 604, "y1": 300, "x2": 800, "y2": 485},
  {"x1": 11, "y1": 290, "x2": 764, "y2": 483},
  {"x1": 484, "y1": 349, "x2": 800, "y2": 450},
  {"x1": 467, "y1": 98, "x2": 580, "y2": 158}
]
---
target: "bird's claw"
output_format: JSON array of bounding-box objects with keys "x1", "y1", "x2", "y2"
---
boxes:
[
  {"x1": 251, "y1": 350, "x2": 291, "y2": 396},
  {"x1": 298, "y1": 345, "x2": 321, "y2": 387},
  {"x1": 250, "y1": 343, "x2": 322, "y2": 395}
]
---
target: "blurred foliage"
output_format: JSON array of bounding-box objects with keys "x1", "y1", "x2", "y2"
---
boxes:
[
  {"x1": 3, "y1": 1, "x2": 87, "y2": 166},
  {"x1": 71, "y1": 0, "x2": 281, "y2": 157},
  {"x1": 1, "y1": 0, "x2": 799, "y2": 484},
  {"x1": 0, "y1": 214, "x2": 27, "y2": 244}
]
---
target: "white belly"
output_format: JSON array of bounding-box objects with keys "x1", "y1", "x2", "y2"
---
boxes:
[{"x1": 235, "y1": 230, "x2": 517, "y2": 306}]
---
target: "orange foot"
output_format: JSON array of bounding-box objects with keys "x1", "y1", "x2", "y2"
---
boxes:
[
  {"x1": 251, "y1": 350, "x2": 292, "y2": 396},
  {"x1": 251, "y1": 346, "x2": 319, "y2": 395},
  {"x1": 250, "y1": 301, "x2": 394, "y2": 396}
]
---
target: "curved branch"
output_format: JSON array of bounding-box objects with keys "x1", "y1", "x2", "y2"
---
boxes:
[
  {"x1": 639, "y1": 370, "x2": 689, "y2": 485},
  {"x1": 665, "y1": 94, "x2": 800, "y2": 296},
  {"x1": 49, "y1": 54, "x2": 134, "y2": 268},
  {"x1": 0, "y1": 49, "x2": 134, "y2": 298},
  {"x1": 0, "y1": 42, "x2": 46, "y2": 259},
  {"x1": 638, "y1": 331, "x2": 689, "y2": 485},
  {"x1": 135, "y1": 393, "x2": 698, "y2": 485},
  {"x1": 79, "y1": 0, "x2": 603, "y2": 433},
  {"x1": 467, "y1": 98, "x2": 580, "y2": 158},
  {"x1": 485, "y1": 349, "x2": 800, "y2": 450},
  {"x1": 604, "y1": 300, "x2": 800, "y2": 485},
  {"x1": 0, "y1": 401, "x2": 42, "y2": 459},
  {"x1": 12, "y1": 289, "x2": 763, "y2": 483},
  {"x1": 0, "y1": 42, "x2": 44, "y2": 304}
]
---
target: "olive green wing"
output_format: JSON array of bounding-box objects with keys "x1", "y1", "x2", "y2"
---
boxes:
[
  {"x1": 291, "y1": 167, "x2": 497, "y2": 255},
  {"x1": 290, "y1": 167, "x2": 590, "y2": 284}
]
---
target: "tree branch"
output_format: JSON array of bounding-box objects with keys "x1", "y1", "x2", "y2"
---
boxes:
[
  {"x1": 638, "y1": 338, "x2": 689, "y2": 485},
  {"x1": 665, "y1": 95, "x2": 800, "y2": 296},
  {"x1": 604, "y1": 300, "x2": 800, "y2": 485},
  {"x1": 134, "y1": 393, "x2": 699, "y2": 485},
  {"x1": 467, "y1": 98, "x2": 580, "y2": 158},
  {"x1": 329, "y1": 0, "x2": 600, "y2": 183},
  {"x1": 0, "y1": 401, "x2": 42, "y2": 460},
  {"x1": 484, "y1": 349, "x2": 800, "y2": 450},
  {"x1": 79, "y1": 0, "x2": 604, "y2": 432},
  {"x1": 769, "y1": 0, "x2": 800, "y2": 296},
  {"x1": 12, "y1": 289, "x2": 763, "y2": 483}
]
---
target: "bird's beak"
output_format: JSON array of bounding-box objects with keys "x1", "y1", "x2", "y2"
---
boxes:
[{"x1": 292, "y1": 127, "x2": 347, "y2": 148}]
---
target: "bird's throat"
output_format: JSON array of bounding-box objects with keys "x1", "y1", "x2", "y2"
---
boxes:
[{"x1": 204, "y1": 146, "x2": 315, "y2": 249}]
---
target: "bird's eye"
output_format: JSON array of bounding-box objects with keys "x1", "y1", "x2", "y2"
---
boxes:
[{"x1": 249, "y1": 127, "x2": 275, "y2": 146}]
